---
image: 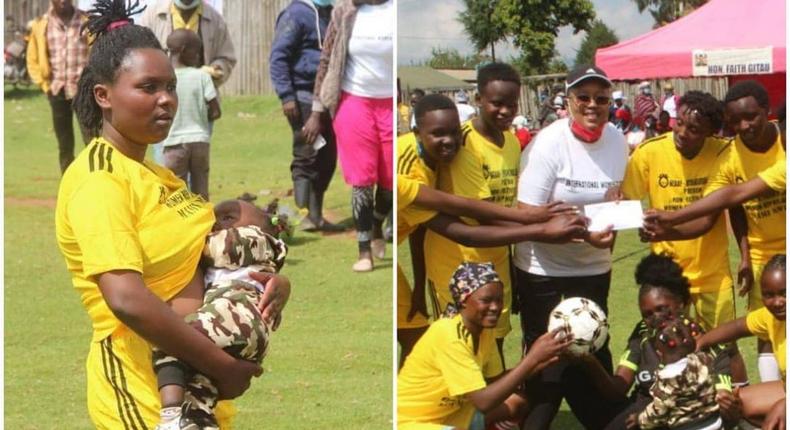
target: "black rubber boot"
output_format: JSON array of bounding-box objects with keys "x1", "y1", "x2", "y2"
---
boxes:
[
  {"x1": 293, "y1": 178, "x2": 310, "y2": 209},
  {"x1": 305, "y1": 188, "x2": 345, "y2": 232}
]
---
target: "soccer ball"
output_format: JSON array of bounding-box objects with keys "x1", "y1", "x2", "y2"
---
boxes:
[{"x1": 547, "y1": 297, "x2": 609, "y2": 356}]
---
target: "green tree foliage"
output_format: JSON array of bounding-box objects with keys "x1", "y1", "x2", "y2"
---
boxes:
[
  {"x1": 459, "y1": 0, "x2": 596, "y2": 75},
  {"x1": 457, "y1": 0, "x2": 507, "y2": 61},
  {"x1": 632, "y1": 0, "x2": 708, "y2": 27},
  {"x1": 574, "y1": 19, "x2": 619, "y2": 67},
  {"x1": 425, "y1": 47, "x2": 490, "y2": 69}
]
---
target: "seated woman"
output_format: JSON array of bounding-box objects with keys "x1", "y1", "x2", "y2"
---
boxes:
[
  {"x1": 574, "y1": 254, "x2": 741, "y2": 429},
  {"x1": 695, "y1": 254, "x2": 786, "y2": 429},
  {"x1": 397, "y1": 262, "x2": 571, "y2": 430}
]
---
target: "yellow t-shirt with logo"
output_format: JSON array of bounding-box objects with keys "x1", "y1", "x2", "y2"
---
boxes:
[
  {"x1": 746, "y1": 307, "x2": 786, "y2": 379},
  {"x1": 622, "y1": 134, "x2": 733, "y2": 294},
  {"x1": 706, "y1": 132, "x2": 786, "y2": 267},
  {"x1": 758, "y1": 159, "x2": 786, "y2": 192},
  {"x1": 56, "y1": 138, "x2": 215, "y2": 342},
  {"x1": 424, "y1": 122, "x2": 520, "y2": 337},
  {"x1": 397, "y1": 132, "x2": 438, "y2": 245},
  {"x1": 398, "y1": 314, "x2": 502, "y2": 429}
]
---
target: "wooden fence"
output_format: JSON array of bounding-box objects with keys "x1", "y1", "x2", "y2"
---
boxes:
[
  {"x1": 222, "y1": 0, "x2": 289, "y2": 96},
  {"x1": 4, "y1": 0, "x2": 293, "y2": 96}
]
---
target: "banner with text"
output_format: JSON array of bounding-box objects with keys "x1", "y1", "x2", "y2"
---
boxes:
[{"x1": 692, "y1": 47, "x2": 773, "y2": 76}]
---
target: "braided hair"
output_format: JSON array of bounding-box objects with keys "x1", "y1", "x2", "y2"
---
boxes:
[{"x1": 73, "y1": 0, "x2": 162, "y2": 138}]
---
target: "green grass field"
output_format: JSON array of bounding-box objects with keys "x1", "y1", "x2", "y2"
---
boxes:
[
  {"x1": 397, "y1": 204, "x2": 760, "y2": 429},
  {"x1": 4, "y1": 87, "x2": 392, "y2": 429}
]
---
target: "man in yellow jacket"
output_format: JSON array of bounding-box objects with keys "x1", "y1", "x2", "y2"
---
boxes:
[{"x1": 27, "y1": 0, "x2": 89, "y2": 174}]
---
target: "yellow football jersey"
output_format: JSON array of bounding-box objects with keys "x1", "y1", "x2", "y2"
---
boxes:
[
  {"x1": 746, "y1": 307, "x2": 786, "y2": 379},
  {"x1": 424, "y1": 122, "x2": 520, "y2": 337},
  {"x1": 397, "y1": 132, "x2": 438, "y2": 245},
  {"x1": 56, "y1": 137, "x2": 215, "y2": 341},
  {"x1": 707, "y1": 132, "x2": 786, "y2": 267},
  {"x1": 622, "y1": 133, "x2": 733, "y2": 293},
  {"x1": 398, "y1": 315, "x2": 502, "y2": 429},
  {"x1": 758, "y1": 158, "x2": 786, "y2": 192}
]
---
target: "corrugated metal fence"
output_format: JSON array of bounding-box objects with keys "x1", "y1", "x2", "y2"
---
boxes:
[{"x1": 4, "y1": 0, "x2": 292, "y2": 96}]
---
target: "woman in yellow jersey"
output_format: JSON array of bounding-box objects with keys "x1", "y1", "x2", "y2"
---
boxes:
[
  {"x1": 397, "y1": 94, "x2": 586, "y2": 364},
  {"x1": 696, "y1": 255, "x2": 786, "y2": 429},
  {"x1": 398, "y1": 262, "x2": 571, "y2": 430},
  {"x1": 513, "y1": 65, "x2": 628, "y2": 429},
  {"x1": 56, "y1": 2, "x2": 289, "y2": 428}
]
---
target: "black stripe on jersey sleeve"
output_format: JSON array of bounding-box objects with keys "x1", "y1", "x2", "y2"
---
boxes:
[
  {"x1": 398, "y1": 147, "x2": 417, "y2": 175},
  {"x1": 106, "y1": 146, "x2": 114, "y2": 173},
  {"x1": 97, "y1": 144, "x2": 106, "y2": 171},
  {"x1": 88, "y1": 144, "x2": 98, "y2": 172}
]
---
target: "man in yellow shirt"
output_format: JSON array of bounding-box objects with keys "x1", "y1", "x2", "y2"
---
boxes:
[
  {"x1": 645, "y1": 81, "x2": 786, "y2": 382},
  {"x1": 623, "y1": 91, "x2": 751, "y2": 385},
  {"x1": 695, "y1": 254, "x2": 786, "y2": 428},
  {"x1": 424, "y1": 63, "x2": 523, "y2": 360},
  {"x1": 398, "y1": 263, "x2": 571, "y2": 429},
  {"x1": 623, "y1": 91, "x2": 746, "y2": 330}
]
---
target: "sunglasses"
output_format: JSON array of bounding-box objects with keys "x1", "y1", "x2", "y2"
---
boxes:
[{"x1": 572, "y1": 94, "x2": 611, "y2": 106}]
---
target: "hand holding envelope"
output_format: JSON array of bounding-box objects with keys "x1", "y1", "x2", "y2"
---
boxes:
[{"x1": 583, "y1": 200, "x2": 644, "y2": 232}]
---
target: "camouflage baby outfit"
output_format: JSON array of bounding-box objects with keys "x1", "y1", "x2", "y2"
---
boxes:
[
  {"x1": 153, "y1": 226, "x2": 288, "y2": 429},
  {"x1": 637, "y1": 351, "x2": 720, "y2": 429}
]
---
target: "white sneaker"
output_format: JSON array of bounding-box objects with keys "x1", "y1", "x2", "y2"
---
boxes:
[{"x1": 155, "y1": 403, "x2": 199, "y2": 430}]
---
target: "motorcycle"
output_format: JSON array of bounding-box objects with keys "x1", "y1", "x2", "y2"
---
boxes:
[{"x1": 4, "y1": 19, "x2": 31, "y2": 88}]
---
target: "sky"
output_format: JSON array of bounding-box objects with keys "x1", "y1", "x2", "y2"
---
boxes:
[{"x1": 397, "y1": 0, "x2": 656, "y2": 67}]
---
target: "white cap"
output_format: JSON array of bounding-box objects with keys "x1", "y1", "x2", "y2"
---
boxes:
[
  {"x1": 613, "y1": 90, "x2": 624, "y2": 100},
  {"x1": 512, "y1": 115, "x2": 528, "y2": 128}
]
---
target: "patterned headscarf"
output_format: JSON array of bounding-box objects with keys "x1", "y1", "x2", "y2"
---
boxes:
[{"x1": 444, "y1": 262, "x2": 502, "y2": 317}]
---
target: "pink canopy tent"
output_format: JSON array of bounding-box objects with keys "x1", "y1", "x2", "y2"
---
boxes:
[
  {"x1": 595, "y1": 0, "x2": 787, "y2": 80},
  {"x1": 596, "y1": 0, "x2": 786, "y2": 113}
]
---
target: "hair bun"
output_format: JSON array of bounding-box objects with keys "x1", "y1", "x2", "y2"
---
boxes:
[{"x1": 84, "y1": 0, "x2": 146, "y2": 38}]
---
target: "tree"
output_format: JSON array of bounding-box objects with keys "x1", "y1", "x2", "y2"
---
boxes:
[
  {"x1": 459, "y1": 0, "x2": 596, "y2": 76},
  {"x1": 425, "y1": 47, "x2": 489, "y2": 69},
  {"x1": 574, "y1": 20, "x2": 619, "y2": 67},
  {"x1": 457, "y1": 0, "x2": 507, "y2": 61},
  {"x1": 631, "y1": 0, "x2": 708, "y2": 27}
]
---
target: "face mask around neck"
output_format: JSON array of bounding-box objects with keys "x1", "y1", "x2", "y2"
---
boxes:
[
  {"x1": 570, "y1": 119, "x2": 605, "y2": 143},
  {"x1": 312, "y1": 0, "x2": 334, "y2": 6},
  {"x1": 174, "y1": 0, "x2": 201, "y2": 11}
]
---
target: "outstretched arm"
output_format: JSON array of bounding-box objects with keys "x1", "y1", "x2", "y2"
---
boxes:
[
  {"x1": 414, "y1": 183, "x2": 577, "y2": 225},
  {"x1": 645, "y1": 177, "x2": 774, "y2": 226},
  {"x1": 640, "y1": 213, "x2": 718, "y2": 242},
  {"x1": 466, "y1": 329, "x2": 571, "y2": 412},
  {"x1": 696, "y1": 317, "x2": 751, "y2": 351},
  {"x1": 424, "y1": 213, "x2": 587, "y2": 248}
]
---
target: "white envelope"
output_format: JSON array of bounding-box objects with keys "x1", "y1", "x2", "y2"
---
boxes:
[{"x1": 584, "y1": 200, "x2": 644, "y2": 232}]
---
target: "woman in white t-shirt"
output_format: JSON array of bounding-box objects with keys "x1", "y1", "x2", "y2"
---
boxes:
[
  {"x1": 513, "y1": 65, "x2": 629, "y2": 430},
  {"x1": 303, "y1": 0, "x2": 394, "y2": 272}
]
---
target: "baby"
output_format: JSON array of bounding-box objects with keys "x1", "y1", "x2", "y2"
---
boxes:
[
  {"x1": 627, "y1": 315, "x2": 722, "y2": 430},
  {"x1": 155, "y1": 200, "x2": 288, "y2": 430}
]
